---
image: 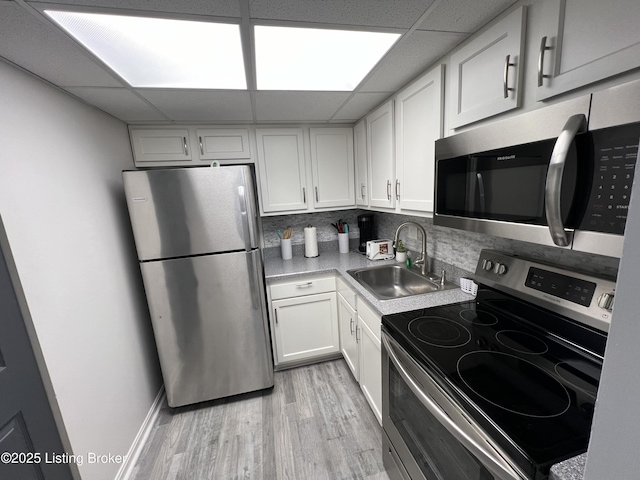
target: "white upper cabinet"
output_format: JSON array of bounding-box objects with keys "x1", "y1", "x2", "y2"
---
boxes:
[
  {"x1": 309, "y1": 128, "x2": 355, "y2": 209},
  {"x1": 196, "y1": 128, "x2": 251, "y2": 160},
  {"x1": 129, "y1": 126, "x2": 253, "y2": 167},
  {"x1": 255, "y1": 128, "x2": 308, "y2": 214},
  {"x1": 130, "y1": 128, "x2": 192, "y2": 164},
  {"x1": 536, "y1": 0, "x2": 640, "y2": 100},
  {"x1": 395, "y1": 65, "x2": 444, "y2": 214},
  {"x1": 449, "y1": 6, "x2": 526, "y2": 129},
  {"x1": 256, "y1": 127, "x2": 356, "y2": 216},
  {"x1": 367, "y1": 100, "x2": 396, "y2": 209},
  {"x1": 354, "y1": 120, "x2": 368, "y2": 207}
]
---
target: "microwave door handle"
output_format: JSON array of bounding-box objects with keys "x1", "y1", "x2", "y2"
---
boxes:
[
  {"x1": 476, "y1": 173, "x2": 486, "y2": 213},
  {"x1": 545, "y1": 114, "x2": 586, "y2": 246},
  {"x1": 382, "y1": 334, "x2": 526, "y2": 480}
]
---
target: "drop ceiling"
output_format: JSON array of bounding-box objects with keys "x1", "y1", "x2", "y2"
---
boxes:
[{"x1": 0, "y1": 0, "x2": 518, "y2": 124}]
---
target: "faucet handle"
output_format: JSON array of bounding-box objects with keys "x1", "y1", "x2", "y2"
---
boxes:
[{"x1": 440, "y1": 269, "x2": 446, "y2": 286}]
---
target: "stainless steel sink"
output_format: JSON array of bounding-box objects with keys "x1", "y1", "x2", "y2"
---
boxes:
[{"x1": 347, "y1": 264, "x2": 457, "y2": 301}]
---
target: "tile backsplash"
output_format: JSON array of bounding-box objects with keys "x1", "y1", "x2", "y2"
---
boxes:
[
  {"x1": 373, "y1": 211, "x2": 620, "y2": 279},
  {"x1": 261, "y1": 209, "x2": 620, "y2": 279}
]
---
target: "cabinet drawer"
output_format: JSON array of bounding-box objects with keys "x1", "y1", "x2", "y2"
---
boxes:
[
  {"x1": 270, "y1": 275, "x2": 336, "y2": 300},
  {"x1": 336, "y1": 276, "x2": 357, "y2": 310},
  {"x1": 358, "y1": 299, "x2": 381, "y2": 341}
]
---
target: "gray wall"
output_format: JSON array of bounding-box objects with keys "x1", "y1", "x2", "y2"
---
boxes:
[
  {"x1": 0, "y1": 60, "x2": 162, "y2": 480},
  {"x1": 583, "y1": 162, "x2": 640, "y2": 477}
]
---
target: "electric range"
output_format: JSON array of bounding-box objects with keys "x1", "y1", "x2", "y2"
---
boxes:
[{"x1": 381, "y1": 250, "x2": 616, "y2": 480}]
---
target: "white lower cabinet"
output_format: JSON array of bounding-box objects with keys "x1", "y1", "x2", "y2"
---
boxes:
[
  {"x1": 269, "y1": 275, "x2": 339, "y2": 367},
  {"x1": 337, "y1": 277, "x2": 382, "y2": 424}
]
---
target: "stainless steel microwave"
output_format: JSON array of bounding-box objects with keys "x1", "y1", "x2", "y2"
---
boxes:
[{"x1": 434, "y1": 79, "x2": 640, "y2": 258}]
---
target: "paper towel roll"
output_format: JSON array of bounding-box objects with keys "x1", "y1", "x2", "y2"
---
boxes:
[{"x1": 304, "y1": 226, "x2": 319, "y2": 258}]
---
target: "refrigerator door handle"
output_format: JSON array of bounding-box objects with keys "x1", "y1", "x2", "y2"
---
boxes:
[
  {"x1": 246, "y1": 251, "x2": 260, "y2": 310},
  {"x1": 238, "y1": 185, "x2": 252, "y2": 252}
]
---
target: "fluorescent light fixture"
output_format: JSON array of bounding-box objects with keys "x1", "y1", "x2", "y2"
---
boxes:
[
  {"x1": 255, "y1": 26, "x2": 400, "y2": 91},
  {"x1": 45, "y1": 11, "x2": 247, "y2": 89}
]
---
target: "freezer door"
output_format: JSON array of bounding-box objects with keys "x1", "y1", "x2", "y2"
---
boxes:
[
  {"x1": 140, "y1": 249, "x2": 273, "y2": 407},
  {"x1": 123, "y1": 166, "x2": 258, "y2": 261}
]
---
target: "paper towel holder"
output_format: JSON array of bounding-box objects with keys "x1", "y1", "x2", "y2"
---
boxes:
[{"x1": 304, "y1": 224, "x2": 319, "y2": 258}]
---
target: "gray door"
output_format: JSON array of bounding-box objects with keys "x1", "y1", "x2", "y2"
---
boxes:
[
  {"x1": 123, "y1": 165, "x2": 259, "y2": 261},
  {"x1": 140, "y1": 249, "x2": 273, "y2": 407},
  {"x1": 0, "y1": 222, "x2": 72, "y2": 479}
]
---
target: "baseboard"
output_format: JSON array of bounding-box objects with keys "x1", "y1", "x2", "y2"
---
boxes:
[{"x1": 113, "y1": 385, "x2": 166, "y2": 480}]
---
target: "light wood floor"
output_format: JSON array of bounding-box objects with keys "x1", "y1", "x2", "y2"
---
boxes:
[{"x1": 130, "y1": 359, "x2": 390, "y2": 480}]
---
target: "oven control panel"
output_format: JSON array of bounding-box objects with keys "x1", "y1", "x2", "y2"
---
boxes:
[{"x1": 474, "y1": 250, "x2": 616, "y2": 332}]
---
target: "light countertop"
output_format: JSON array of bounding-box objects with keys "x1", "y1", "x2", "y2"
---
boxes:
[{"x1": 263, "y1": 249, "x2": 474, "y2": 316}]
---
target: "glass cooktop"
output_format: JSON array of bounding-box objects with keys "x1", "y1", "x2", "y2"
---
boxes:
[{"x1": 382, "y1": 286, "x2": 607, "y2": 475}]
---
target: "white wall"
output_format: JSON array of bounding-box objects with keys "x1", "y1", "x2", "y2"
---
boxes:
[
  {"x1": 583, "y1": 158, "x2": 640, "y2": 476},
  {"x1": 0, "y1": 60, "x2": 162, "y2": 480}
]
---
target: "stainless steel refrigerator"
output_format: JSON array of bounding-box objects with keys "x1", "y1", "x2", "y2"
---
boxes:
[{"x1": 123, "y1": 166, "x2": 273, "y2": 407}]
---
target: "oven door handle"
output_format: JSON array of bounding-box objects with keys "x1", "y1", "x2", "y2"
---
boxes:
[
  {"x1": 382, "y1": 333, "x2": 527, "y2": 480},
  {"x1": 544, "y1": 114, "x2": 586, "y2": 247}
]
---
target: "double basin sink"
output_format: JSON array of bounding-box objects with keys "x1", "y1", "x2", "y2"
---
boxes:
[{"x1": 347, "y1": 264, "x2": 457, "y2": 301}]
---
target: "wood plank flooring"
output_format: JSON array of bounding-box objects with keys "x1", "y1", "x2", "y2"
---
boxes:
[{"x1": 130, "y1": 359, "x2": 390, "y2": 480}]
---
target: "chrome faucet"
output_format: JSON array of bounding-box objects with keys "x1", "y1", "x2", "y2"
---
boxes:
[{"x1": 393, "y1": 222, "x2": 429, "y2": 276}]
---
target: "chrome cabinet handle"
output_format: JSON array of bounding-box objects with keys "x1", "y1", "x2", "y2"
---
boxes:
[
  {"x1": 183, "y1": 137, "x2": 189, "y2": 156},
  {"x1": 382, "y1": 333, "x2": 526, "y2": 480},
  {"x1": 349, "y1": 318, "x2": 354, "y2": 335},
  {"x1": 538, "y1": 36, "x2": 552, "y2": 87},
  {"x1": 387, "y1": 180, "x2": 391, "y2": 200},
  {"x1": 361, "y1": 183, "x2": 366, "y2": 199},
  {"x1": 315, "y1": 186, "x2": 319, "y2": 202},
  {"x1": 545, "y1": 114, "x2": 586, "y2": 247},
  {"x1": 295, "y1": 282, "x2": 313, "y2": 288},
  {"x1": 503, "y1": 54, "x2": 515, "y2": 98},
  {"x1": 395, "y1": 179, "x2": 400, "y2": 200},
  {"x1": 302, "y1": 187, "x2": 306, "y2": 204},
  {"x1": 199, "y1": 136, "x2": 204, "y2": 155},
  {"x1": 274, "y1": 309, "x2": 278, "y2": 324}
]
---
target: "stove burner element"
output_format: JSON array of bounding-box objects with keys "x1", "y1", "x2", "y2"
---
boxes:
[
  {"x1": 496, "y1": 330, "x2": 549, "y2": 355},
  {"x1": 555, "y1": 360, "x2": 601, "y2": 396},
  {"x1": 459, "y1": 308, "x2": 498, "y2": 326},
  {"x1": 408, "y1": 316, "x2": 471, "y2": 348},
  {"x1": 457, "y1": 351, "x2": 571, "y2": 418}
]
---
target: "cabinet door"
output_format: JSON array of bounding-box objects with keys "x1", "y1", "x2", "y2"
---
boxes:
[
  {"x1": 354, "y1": 120, "x2": 368, "y2": 207},
  {"x1": 367, "y1": 101, "x2": 396, "y2": 209},
  {"x1": 449, "y1": 6, "x2": 526, "y2": 128},
  {"x1": 130, "y1": 128, "x2": 191, "y2": 164},
  {"x1": 196, "y1": 128, "x2": 251, "y2": 160},
  {"x1": 536, "y1": 0, "x2": 640, "y2": 100},
  {"x1": 272, "y1": 292, "x2": 339, "y2": 365},
  {"x1": 310, "y1": 128, "x2": 355, "y2": 209},
  {"x1": 358, "y1": 318, "x2": 382, "y2": 425},
  {"x1": 338, "y1": 293, "x2": 359, "y2": 381},
  {"x1": 256, "y1": 128, "x2": 308, "y2": 213},
  {"x1": 395, "y1": 65, "x2": 443, "y2": 213}
]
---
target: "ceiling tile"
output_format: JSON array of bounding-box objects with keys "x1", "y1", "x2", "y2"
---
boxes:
[
  {"x1": 359, "y1": 30, "x2": 468, "y2": 93},
  {"x1": 331, "y1": 92, "x2": 392, "y2": 121},
  {"x1": 28, "y1": 0, "x2": 241, "y2": 18},
  {"x1": 254, "y1": 92, "x2": 350, "y2": 122},
  {"x1": 417, "y1": 0, "x2": 518, "y2": 33},
  {"x1": 0, "y1": 4, "x2": 122, "y2": 87},
  {"x1": 64, "y1": 87, "x2": 166, "y2": 122},
  {"x1": 249, "y1": 0, "x2": 433, "y2": 28},
  {"x1": 137, "y1": 90, "x2": 254, "y2": 122}
]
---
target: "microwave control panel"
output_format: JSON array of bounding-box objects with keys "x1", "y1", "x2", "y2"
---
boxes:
[{"x1": 582, "y1": 122, "x2": 640, "y2": 234}]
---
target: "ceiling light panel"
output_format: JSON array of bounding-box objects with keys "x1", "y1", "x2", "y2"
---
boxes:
[
  {"x1": 45, "y1": 11, "x2": 246, "y2": 89},
  {"x1": 255, "y1": 26, "x2": 400, "y2": 91}
]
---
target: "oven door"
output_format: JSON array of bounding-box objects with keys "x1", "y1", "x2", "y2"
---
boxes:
[{"x1": 382, "y1": 332, "x2": 528, "y2": 480}]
